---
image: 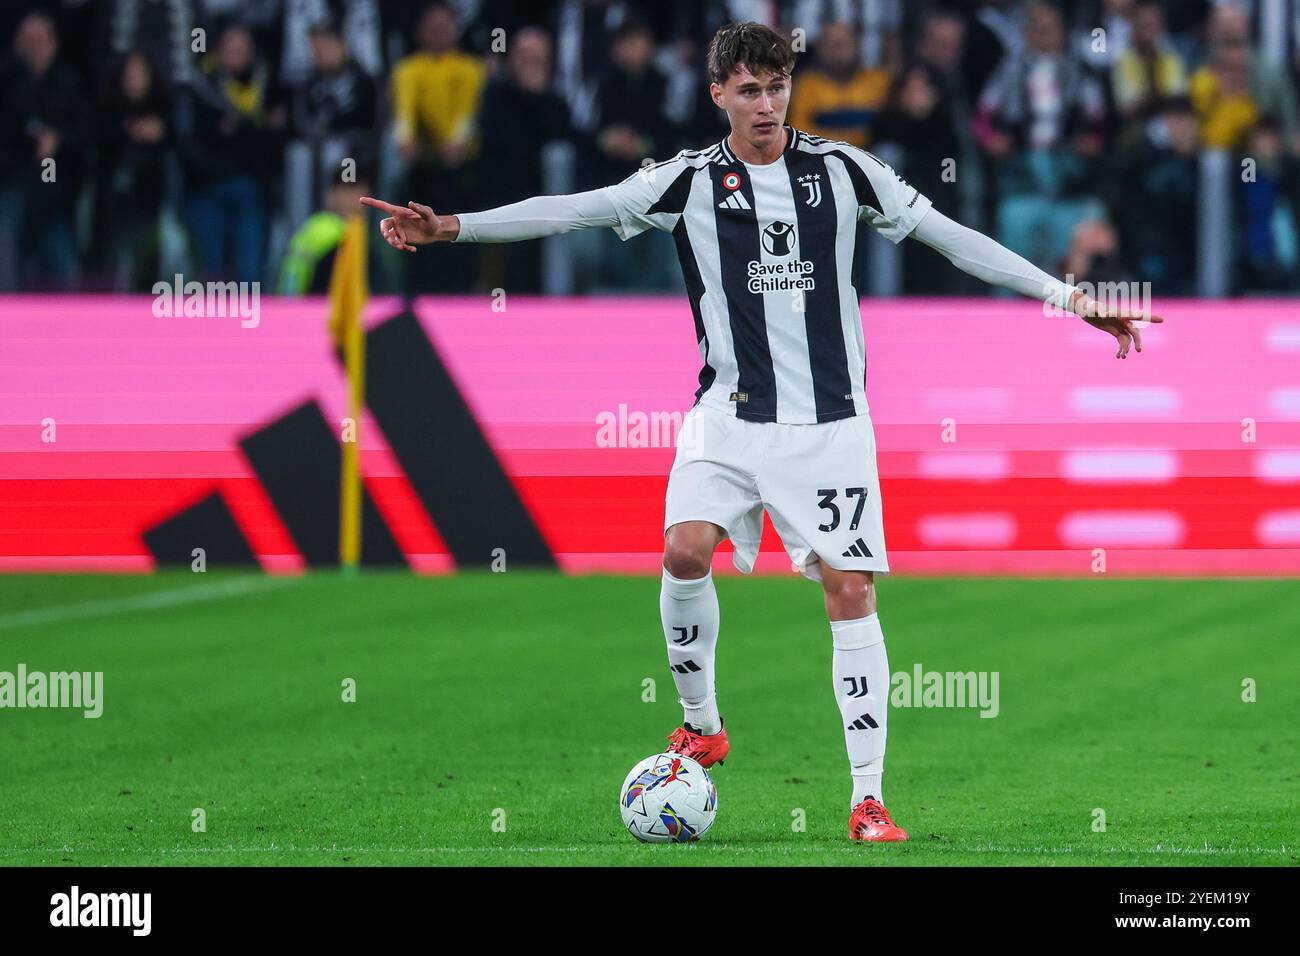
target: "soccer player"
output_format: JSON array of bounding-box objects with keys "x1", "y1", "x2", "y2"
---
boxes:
[{"x1": 363, "y1": 22, "x2": 1162, "y2": 843}]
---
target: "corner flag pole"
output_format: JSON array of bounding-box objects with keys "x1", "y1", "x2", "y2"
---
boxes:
[{"x1": 327, "y1": 215, "x2": 368, "y2": 573}]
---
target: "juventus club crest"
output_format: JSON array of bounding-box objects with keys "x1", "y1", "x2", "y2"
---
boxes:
[{"x1": 797, "y1": 172, "x2": 822, "y2": 207}]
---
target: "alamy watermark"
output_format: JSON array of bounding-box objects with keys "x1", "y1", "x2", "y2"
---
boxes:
[
  {"x1": 1043, "y1": 276, "x2": 1153, "y2": 321},
  {"x1": 891, "y1": 664, "x2": 999, "y2": 718},
  {"x1": 50, "y1": 886, "x2": 150, "y2": 935},
  {"x1": 595, "y1": 403, "x2": 703, "y2": 450},
  {"x1": 151, "y1": 274, "x2": 260, "y2": 328},
  {"x1": 0, "y1": 664, "x2": 103, "y2": 718}
]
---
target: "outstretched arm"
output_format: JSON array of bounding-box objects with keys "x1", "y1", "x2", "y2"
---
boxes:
[
  {"x1": 360, "y1": 188, "x2": 622, "y2": 251},
  {"x1": 363, "y1": 152, "x2": 693, "y2": 251},
  {"x1": 909, "y1": 206, "x2": 1163, "y2": 359}
]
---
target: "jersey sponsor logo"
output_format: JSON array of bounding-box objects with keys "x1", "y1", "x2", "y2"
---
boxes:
[
  {"x1": 761, "y1": 220, "x2": 796, "y2": 256},
  {"x1": 796, "y1": 172, "x2": 822, "y2": 207},
  {"x1": 747, "y1": 258, "x2": 815, "y2": 294}
]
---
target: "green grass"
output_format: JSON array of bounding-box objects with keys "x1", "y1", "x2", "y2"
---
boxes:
[{"x1": 0, "y1": 571, "x2": 1296, "y2": 866}]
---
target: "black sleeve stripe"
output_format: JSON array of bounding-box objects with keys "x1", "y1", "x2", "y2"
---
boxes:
[
  {"x1": 639, "y1": 146, "x2": 718, "y2": 176},
  {"x1": 646, "y1": 166, "x2": 698, "y2": 217},
  {"x1": 637, "y1": 157, "x2": 680, "y2": 175},
  {"x1": 800, "y1": 135, "x2": 887, "y2": 170},
  {"x1": 827, "y1": 149, "x2": 883, "y2": 214},
  {"x1": 859, "y1": 148, "x2": 888, "y2": 168}
]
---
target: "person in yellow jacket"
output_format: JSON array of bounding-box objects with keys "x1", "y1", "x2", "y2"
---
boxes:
[
  {"x1": 390, "y1": 2, "x2": 485, "y2": 292},
  {"x1": 390, "y1": 2, "x2": 485, "y2": 165},
  {"x1": 787, "y1": 21, "x2": 892, "y2": 149},
  {"x1": 1190, "y1": 4, "x2": 1300, "y2": 152},
  {"x1": 1111, "y1": 2, "x2": 1187, "y2": 122}
]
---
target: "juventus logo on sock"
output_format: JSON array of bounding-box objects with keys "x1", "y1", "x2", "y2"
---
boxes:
[
  {"x1": 842, "y1": 676, "x2": 868, "y2": 698},
  {"x1": 671, "y1": 625, "x2": 699, "y2": 646}
]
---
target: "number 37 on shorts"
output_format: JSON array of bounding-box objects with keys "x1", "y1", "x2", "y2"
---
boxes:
[{"x1": 815, "y1": 487, "x2": 869, "y2": 533}]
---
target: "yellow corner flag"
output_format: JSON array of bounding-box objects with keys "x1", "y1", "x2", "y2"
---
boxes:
[{"x1": 327, "y1": 215, "x2": 369, "y2": 572}]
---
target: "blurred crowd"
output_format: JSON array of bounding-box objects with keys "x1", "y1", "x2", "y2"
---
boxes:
[{"x1": 2, "y1": 0, "x2": 1299, "y2": 297}]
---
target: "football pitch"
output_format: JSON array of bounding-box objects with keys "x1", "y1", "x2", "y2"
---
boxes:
[{"x1": 0, "y1": 571, "x2": 1295, "y2": 867}]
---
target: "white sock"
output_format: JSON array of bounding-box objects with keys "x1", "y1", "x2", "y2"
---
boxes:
[
  {"x1": 831, "y1": 613, "x2": 890, "y2": 807},
  {"x1": 660, "y1": 566, "x2": 721, "y2": 734}
]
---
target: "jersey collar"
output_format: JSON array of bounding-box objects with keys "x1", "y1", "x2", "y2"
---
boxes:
[{"x1": 718, "y1": 125, "x2": 800, "y2": 165}]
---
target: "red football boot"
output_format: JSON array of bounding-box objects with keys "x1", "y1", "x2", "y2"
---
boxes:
[
  {"x1": 849, "y1": 797, "x2": 909, "y2": 842},
  {"x1": 665, "y1": 720, "x2": 729, "y2": 767}
]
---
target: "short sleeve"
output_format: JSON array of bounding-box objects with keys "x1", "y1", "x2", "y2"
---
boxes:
[
  {"x1": 600, "y1": 154, "x2": 694, "y2": 241},
  {"x1": 835, "y1": 145, "x2": 934, "y2": 244}
]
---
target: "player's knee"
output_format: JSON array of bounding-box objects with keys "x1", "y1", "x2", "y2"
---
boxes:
[
  {"x1": 663, "y1": 523, "x2": 720, "y2": 579},
  {"x1": 662, "y1": 542, "x2": 712, "y2": 579},
  {"x1": 823, "y1": 568, "x2": 876, "y2": 618}
]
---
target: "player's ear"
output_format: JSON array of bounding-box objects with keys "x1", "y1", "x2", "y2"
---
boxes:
[{"x1": 709, "y1": 81, "x2": 724, "y2": 109}]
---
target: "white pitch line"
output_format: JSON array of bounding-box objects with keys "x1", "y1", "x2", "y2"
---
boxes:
[
  {"x1": 0, "y1": 576, "x2": 293, "y2": 632},
  {"x1": 0, "y1": 844, "x2": 1289, "y2": 857}
]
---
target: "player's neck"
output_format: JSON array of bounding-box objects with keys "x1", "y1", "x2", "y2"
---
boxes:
[{"x1": 726, "y1": 126, "x2": 787, "y2": 166}]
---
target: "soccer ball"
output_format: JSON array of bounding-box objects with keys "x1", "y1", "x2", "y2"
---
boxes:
[{"x1": 619, "y1": 752, "x2": 717, "y2": 843}]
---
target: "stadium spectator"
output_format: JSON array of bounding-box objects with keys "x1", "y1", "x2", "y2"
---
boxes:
[
  {"x1": 1190, "y1": 2, "x2": 1300, "y2": 151},
  {"x1": 591, "y1": 18, "x2": 672, "y2": 185},
  {"x1": 1237, "y1": 116, "x2": 1300, "y2": 290},
  {"x1": 590, "y1": 16, "x2": 678, "y2": 289},
  {"x1": 391, "y1": 3, "x2": 484, "y2": 167},
  {"x1": 791, "y1": 0, "x2": 904, "y2": 72},
  {"x1": 280, "y1": 0, "x2": 383, "y2": 88},
  {"x1": 1109, "y1": 94, "x2": 1199, "y2": 294},
  {"x1": 1058, "y1": 214, "x2": 1139, "y2": 290},
  {"x1": 881, "y1": 11, "x2": 971, "y2": 294},
  {"x1": 179, "y1": 23, "x2": 285, "y2": 284},
  {"x1": 291, "y1": 19, "x2": 378, "y2": 152},
  {"x1": 787, "y1": 20, "x2": 892, "y2": 148},
  {"x1": 458, "y1": 0, "x2": 563, "y2": 59},
  {"x1": 882, "y1": 10, "x2": 970, "y2": 179},
  {"x1": 1111, "y1": 1, "x2": 1188, "y2": 127},
  {"x1": 0, "y1": 11, "x2": 87, "y2": 290},
  {"x1": 975, "y1": 1, "x2": 1109, "y2": 269},
  {"x1": 92, "y1": 51, "x2": 172, "y2": 292},
  {"x1": 475, "y1": 26, "x2": 574, "y2": 292},
  {"x1": 278, "y1": 163, "x2": 373, "y2": 295},
  {"x1": 390, "y1": 1, "x2": 484, "y2": 292}
]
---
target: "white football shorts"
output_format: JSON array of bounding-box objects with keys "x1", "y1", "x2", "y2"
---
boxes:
[{"x1": 663, "y1": 402, "x2": 889, "y2": 583}]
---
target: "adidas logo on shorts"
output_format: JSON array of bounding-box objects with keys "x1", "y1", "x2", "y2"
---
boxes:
[{"x1": 841, "y1": 537, "x2": 873, "y2": 558}]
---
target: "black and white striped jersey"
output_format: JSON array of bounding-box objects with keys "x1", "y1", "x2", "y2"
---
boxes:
[{"x1": 602, "y1": 125, "x2": 932, "y2": 424}]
